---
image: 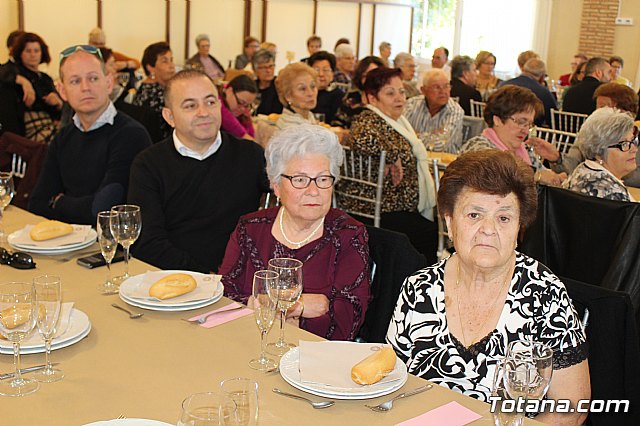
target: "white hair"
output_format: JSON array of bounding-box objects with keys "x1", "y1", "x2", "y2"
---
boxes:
[
  {"x1": 195, "y1": 33, "x2": 209, "y2": 46},
  {"x1": 334, "y1": 43, "x2": 354, "y2": 59},
  {"x1": 266, "y1": 124, "x2": 344, "y2": 185},
  {"x1": 579, "y1": 107, "x2": 634, "y2": 161},
  {"x1": 393, "y1": 52, "x2": 413, "y2": 67}
]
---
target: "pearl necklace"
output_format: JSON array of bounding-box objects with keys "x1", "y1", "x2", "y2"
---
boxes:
[{"x1": 279, "y1": 207, "x2": 324, "y2": 249}]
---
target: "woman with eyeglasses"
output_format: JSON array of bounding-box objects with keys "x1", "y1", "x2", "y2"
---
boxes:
[
  {"x1": 219, "y1": 74, "x2": 257, "y2": 140},
  {"x1": 563, "y1": 107, "x2": 637, "y2": 201},
  {"x1": 219, "y1": 124, "x2": 370, "y2": 341},
  {"x1": 474, "y1": 51, "x2": 502, "y2": 102},
  {"x1": 460, "y1": 85, "x2": 566, "y2": 187},
  {"x1": 274, "y1": 62, "x2": 318, "y2": 129}
]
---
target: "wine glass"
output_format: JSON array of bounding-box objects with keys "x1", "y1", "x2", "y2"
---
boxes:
[
  {"x1": 248, "y1": 270, "x2": 278, "y2": 371},
  {"x1": 97, "y1": 211, "x2": 119, "y2": 294},
  {"x1": 266, "y1": 258, "x2": 303, "y2": 356},
  {"x1": 32, "y1": 275, "x2": 64, "y2": 382},
  {"x1": 178, "y1": 391, "x2": 236, "y2": 426},
  {"x1": 110, "y1": 204, "x2": 141, "y2": 284},
  {"x1": 491, "y1": 359, "x2": 524, "y2": 426},
  {"x1": 0, "y1": 282, "x2": 39, "y2": 397},
  {"x1": 0, "y1": 172, "x2": 15, "y2": 246},
  {"x1": 220, "y1": 378, "x2": 259, "y2": 426},
  {"x1": 506, "y1": 340, "x2": 553, "y2": 400}
]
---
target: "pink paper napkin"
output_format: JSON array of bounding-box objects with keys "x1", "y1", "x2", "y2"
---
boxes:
[
  {"x1": 395, "y1": 401, "x2": 482, "y2": 426},
  {"x1": 188, "y1": 302, "x2": 253, "y2": 328}
]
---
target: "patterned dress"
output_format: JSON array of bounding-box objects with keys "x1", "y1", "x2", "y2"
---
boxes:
[
  {"x1": 219, "y1": 208, "x2": 370, "y2": 341},
  {"x1": 133, "y1": 82, "x2": 172, "y2": 139},
  {"x1": 563, "y1": 160, "x2": 632, "y2": 202},
  {"x1": 386, "y1": 252, "x2": 588, "y2": 402}
]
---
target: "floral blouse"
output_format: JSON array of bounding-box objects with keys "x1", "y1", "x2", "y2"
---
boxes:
[
  {"x1": 563, "y1": 160, "x2": 633, "y2": 202},
  {"x1": 133, "y1": 82, "x2": 171, "y2": 139},
  {"x1": 386, "y1": 252, "x2": 588, "y2": 402}
]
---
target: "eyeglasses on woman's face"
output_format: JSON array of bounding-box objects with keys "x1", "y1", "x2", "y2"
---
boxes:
[
  {"x1": 609, "y1": 136, "x2": 639, "y2": 152},
  {"x1": 280, "y1": 174, "x2": 335, "y2": 189},
  {"x1": 507, "y1": 116, "x2": 534, "y2": 130}
]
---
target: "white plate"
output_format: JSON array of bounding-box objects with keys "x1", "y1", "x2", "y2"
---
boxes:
[
  {"x1": 84, "y1": 420, "x2": 172, "y2": 426},
  {"x1": 0, "y1": 309, "x2": 92, "y2": 355},
  {"x1": 279, "y1": 347, "x2": 408, "y2": 400},
  {"x1": 9, "y1": 229, "x2": 97, "y2": 254},
  {"x1": 118, "y1": 271, "x2": 223, "y2": 311}
]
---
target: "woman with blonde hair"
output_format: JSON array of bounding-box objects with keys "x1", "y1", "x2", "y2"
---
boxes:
[
  {"x1": 274, "y1": 63, "x2": 319, "y2": 129},
  {"x1": 475, "y1": 51, "x2": 501, "y2": 101}
]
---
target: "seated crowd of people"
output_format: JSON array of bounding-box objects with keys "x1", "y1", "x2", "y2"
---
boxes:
[{"x1": 3, "y1": 26, "x2": 640, "y2": 425}]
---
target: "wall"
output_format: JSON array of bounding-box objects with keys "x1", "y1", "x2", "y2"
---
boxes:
[{"x1": 0, "y1": 0, "x2": 413, "y2": 79}]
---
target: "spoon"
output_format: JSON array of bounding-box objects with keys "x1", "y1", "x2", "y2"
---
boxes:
[
  {"x1": 272, "y1": 388, "x2": 335, "y2": 409},
  {"x1": 111, "y1": 303, "x2": 144, "y2": 319},
  {"x1": 365, "y1": 384, "x2": 433, "y2": 412}
]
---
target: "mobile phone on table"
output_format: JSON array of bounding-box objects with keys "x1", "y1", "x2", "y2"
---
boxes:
[{"x1": 77, "y1": 248, "x2": 125, "y2": 269}]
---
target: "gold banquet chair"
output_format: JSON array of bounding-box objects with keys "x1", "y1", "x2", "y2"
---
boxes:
[
  {"x1": 469, "y1": 99, "x2": 486, "y2": 118},
  {"x1": 334, "y1": 149, "x2": 386, "y2": 228},
  {"x1": 535, "y1": 127, "x2": 577, "y2": 155},
  {"x1": 429, "y1": 158, "x2": 450, "y2": 259},
  {"x1": 550, "y1": 108, "x2": 588, "y2": 134}
]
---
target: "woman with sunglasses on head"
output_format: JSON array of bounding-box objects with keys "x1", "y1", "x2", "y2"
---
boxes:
[
  {"x1": 460, "y1": 85, "x2": 567, "y2": 187},
  {"x1": 219, "y1": 74, "x2": 257, "y2": 140},
  {"x1": 219, "y1": 124, "x2": 370, "y2": 341},
  {"x1": 563, "y1": 107, "x2": 638, "y2": 201}
]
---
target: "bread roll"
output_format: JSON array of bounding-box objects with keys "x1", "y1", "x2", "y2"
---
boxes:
[
  {"x1": 30, "y1": 220, "x2": 73, "y2": 241},
  {"x1": 351, "y1": 346, "x2": 396, "y2": 385},
  {"x1": 0, "y1": 304, "x2": 45, "y2": 331},
  {"x1": 149, "y1": 273, "x2": 197, "y2": 300}
]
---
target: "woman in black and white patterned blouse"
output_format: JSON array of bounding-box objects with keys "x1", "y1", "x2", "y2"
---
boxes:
[{"x1": 387, "y1": 150, "x2": 590, "y2": 425}]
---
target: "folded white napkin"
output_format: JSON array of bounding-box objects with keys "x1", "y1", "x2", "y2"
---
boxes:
[
  {"x1": 13, "y1": 225, "x2": 91, "y2": 248},
  {"x1": 128, "y1": 271, "x2": 220, "y2": 303},
  {"x1": 299, "y1": 341, "x2": 401, "y2": 388}
]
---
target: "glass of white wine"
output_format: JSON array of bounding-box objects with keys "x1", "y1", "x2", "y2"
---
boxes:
[
  {"x1": 110, "y1": 204, "x2": 141, "y2": 284},
  {"x1": 177, "y1": 391, "x2": 236, "y2": 426},
  {"x1": 0, "y1": 282, "x2": 39, "y2": 397},
  {"x1": 220, "y1": 378, "x2": 259, "y2": 426},
  {"x1": 266, "y1": 258, "x2": 303, "y2": 356},
  {"x1": 97, "y1": 211, "x2": 119, "y2": 295},
  {"x1": 33, "y1": 274, "x2": 64, "y2": 382},
  {"x1": 0, "y1": 172, "x2": 15, "y2": 246},
  {"x1": 248, "y1": 270, "x2": 278, "y2": 371}
]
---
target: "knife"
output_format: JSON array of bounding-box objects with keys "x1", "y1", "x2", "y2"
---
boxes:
[{"x1": 0, "y1": 363, "x2": 59, "y2": 380}]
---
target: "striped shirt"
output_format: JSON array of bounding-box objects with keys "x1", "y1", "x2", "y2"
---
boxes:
[{"x1": 404, "y1": 96, "x2": 464, "y2": 153}]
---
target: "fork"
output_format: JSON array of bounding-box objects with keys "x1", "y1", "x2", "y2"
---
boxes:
[
  {"x1": 11, "y1": 154, "x2": 26, "y2": 178},
  {"x1": 365, "y1": 384, "x2": 433, "y2": 412},
  {"x1": 181, "y1": 306, "x2": 244, "y2": 324}
]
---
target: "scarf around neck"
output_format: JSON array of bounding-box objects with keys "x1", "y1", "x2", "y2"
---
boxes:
[{"x1": 481, "y1": 127, "x2": 532, "y2": 166}]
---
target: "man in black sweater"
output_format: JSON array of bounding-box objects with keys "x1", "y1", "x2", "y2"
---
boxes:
[
  {"x1": 29, "y1": 47, "x2": 151, "y2": 224},
  {"x1": 449, "y1": 55, "x2": 482, "y2": 116},
  {"x1": 128, "y1": 70, "x2": 268, "y2": 273},
  {"x1": 562, "y1": 57, "x2": 611, "y2": 115}
]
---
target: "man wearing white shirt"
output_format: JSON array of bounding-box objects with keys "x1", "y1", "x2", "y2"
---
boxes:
[{"x1": 128, "y1": 70, "x2": 268, "y2": 272}]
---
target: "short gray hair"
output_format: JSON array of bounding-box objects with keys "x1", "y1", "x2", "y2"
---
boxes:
[
  {"x1": 334, "y1": 43, "x2": 354, "y2": 59},
  {"x1": 422, "y1": 68, "x2": 448, "y2": 86},
  {"x1": 379, "y1": 41, "x2": 391, "y2": 50},
  {"x1": 252, "y1": 48, "x2": 274, "y2": 69},
  {"x1": 265, "y1": 124, "x2": 344, "y2": 185},
  {"x1": 579, "y1": 107, "x2": 634, "y2": 161},
  {"x1": 450, "y1": 55, "x2": 474, "y2": 79},
  {"x1": 195, "y1": 33, "x2": 209, "y2": 46},
  {"x1": 393, "y1": 52, "x2": 413, "y2": 68},
  {"x1": 522, "y1": 58, "x2": 546, "y2": 79}
]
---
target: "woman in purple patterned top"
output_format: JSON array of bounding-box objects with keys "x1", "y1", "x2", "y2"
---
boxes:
[{"x1": 219, "y1": 124, "x2": 370, "y2": 340}]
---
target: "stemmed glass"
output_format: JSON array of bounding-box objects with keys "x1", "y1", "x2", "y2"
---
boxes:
[
  {"x1": 491, "y1": 359, "x2": 523, "y2": 426},
  {"x1": 0, "y1": 282, "x2": 39, "y2": 397},
  {"x1": 248, "y1": 270, "x2": 278, "y2": 371},
  {"x1": 506, "y1": 340, "x2": 553, "y2": 401},
  {"x1": 220, "y1": 378, "x2": 259, "y2": 426},
  {"x1": 110, "y1": 204, "x2": 141, "y2": 284},
  {"x1": 266, "y1": 258, "x2": 303, "y2": 356},
  {"x1": 32, "y1": 275, "x2": 64, "y2": 382},
  {"x1": 97, "y1": 211, "x2": 119, "y2": 294},
  {"x1": 0, "y1": 172, "x2": 16, "y2": 245},
  {"x1": 178, "y1": 391, "x2": 237, "y2": 426}
]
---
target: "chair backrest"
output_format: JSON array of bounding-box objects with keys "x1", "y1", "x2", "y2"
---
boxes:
[
  {"x1": 550, "y1": 108, "x2": 588, "y2": 133},
  {"x1": 429, "y1": 158, "x2": 450, "y2": 259},
  {"x1": 334, "y1": 148, "x2": 386, "y2": 227},
  {"x1": 450, "y1": 96, "x2": 460, "y2": 104},
  {"x1": 535, "y1": 127, "x2": 577, "y2": 155},
  {"x1": 462, "y1": 116, "x2": 484, "y2": 143},
  {"x1": 0, "y1": 131, "x2": 47, "y2": 209},
  {"x1": 469, "y1": 99, "x2": 486, "y2": 118}
]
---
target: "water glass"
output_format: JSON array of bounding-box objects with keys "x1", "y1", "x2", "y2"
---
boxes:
[
  {"x1": 33, "y1": 275, "x2": 64, "y2": 382},
  {"x1": 220, "y1": 378, "x2": 259, "y2": 426},
  {"x1": 110, "y1": 204, "x2": 142, "y2": 284},
  {"x1": 178, "y1": 391, "x2": 237, "y2": 426},
  {"x1": 266, "y1": 258, "x2": 303, "y2": 356},
  {"x1": 248, "y1": 270, "x2": 278, "y2": 371},
  {"x1": 97, "y1": 211, "x2": 119, "y2": 294},
  {"x1": 0, "y1": 282, "x2": 39, "y2": 397},
  {"x1": 506, "y1": 340, "x2": 553, "y2": 400},
  {"x1": 491, "y1": 359, "x2": 523, "y2": 426}
]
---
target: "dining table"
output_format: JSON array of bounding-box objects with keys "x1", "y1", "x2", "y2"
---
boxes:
[{"x1": 0, "y1": 205, "x2": 542, "y2": 425}]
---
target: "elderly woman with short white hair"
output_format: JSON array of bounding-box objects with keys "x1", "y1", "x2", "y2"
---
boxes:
[
  {"x1": 220, "y1": 124, "x2": 371, "y2": 341},
  {"x1": 394, "y1": 52, "x2": 420, "y2": 98},
  {"x1": 185, "y1": 33, "x2": 225, "y2": 81},
  {"x1": 274, "y1": 63, "x2": 319, "y2": 129},
  {"x1": 563, "y1": 107, "x2": 638, "y2": 201},
  {"x1": 333, "y1": 43, "x2": 356, "y2": 85}
]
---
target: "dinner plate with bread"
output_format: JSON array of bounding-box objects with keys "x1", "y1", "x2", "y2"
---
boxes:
[
  {"x1": 118, "y1": 271, "x2": 224, "y2": 311},
  {"x1": 279, "y1": 341, "x2": 408, "y2": 399},
  {"x1": 0, "y1": 303, "x2": 91, "y2": 355},
  {"x1": 8, "y1": 220, "x2": 97, "y2": 254}
]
